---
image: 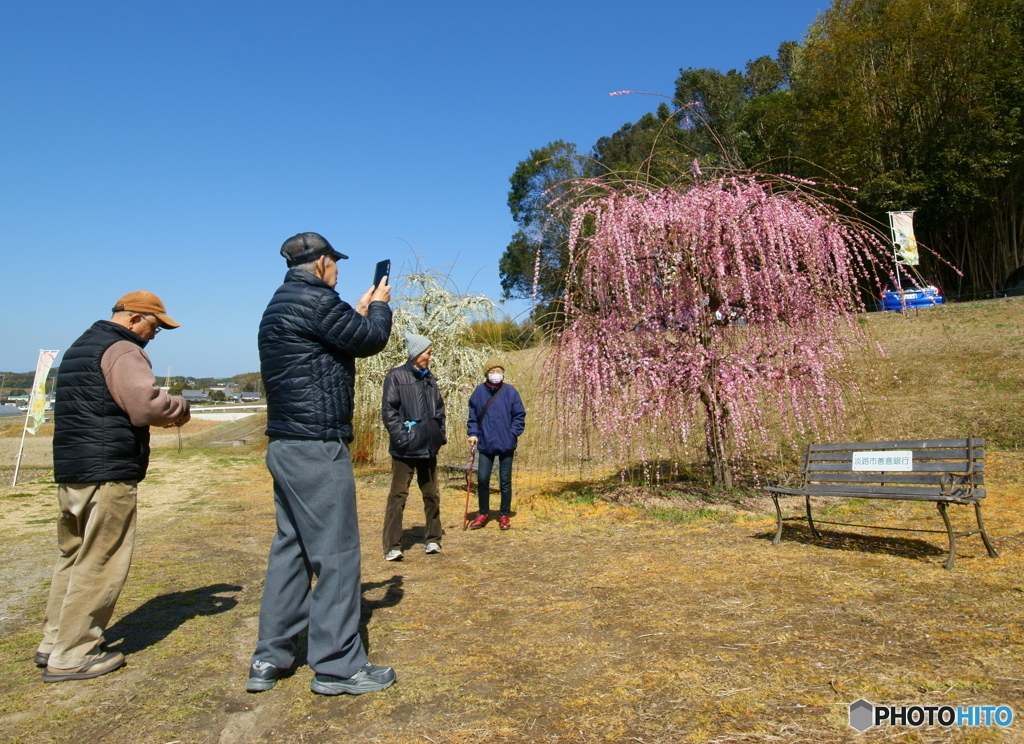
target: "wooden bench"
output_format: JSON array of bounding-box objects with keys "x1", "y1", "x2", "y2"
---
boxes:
[
  {"x1": 766, "y1": 438, "x2": 998, "y2": 569},
  {"x1": 441, "y1": 453, "x2": 479, "y2": 488}
]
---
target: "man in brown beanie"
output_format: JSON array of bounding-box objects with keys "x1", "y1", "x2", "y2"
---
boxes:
[{"x1": 37, "y1": 291, "x2": 190, "y2": 682}]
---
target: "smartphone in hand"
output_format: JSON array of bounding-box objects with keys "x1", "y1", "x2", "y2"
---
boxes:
[{"x1": 373, "y1": 259, "x2": 391, "y2": 288}]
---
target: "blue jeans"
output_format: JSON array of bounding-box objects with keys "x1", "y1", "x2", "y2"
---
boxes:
[{"x1": 477, "y1": 450, "x2": 514, "y2": 516}]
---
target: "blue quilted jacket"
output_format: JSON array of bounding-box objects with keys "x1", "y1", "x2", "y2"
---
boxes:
[
  {"x1": 259, "y1": 269, "x2": 392, "y2": 440},
  {"x1": 466, "y1": 382, "x2": 526, "y2": 454}
]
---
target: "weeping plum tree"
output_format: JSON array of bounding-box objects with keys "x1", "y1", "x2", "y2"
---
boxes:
[{"x1": 546, "y1": 176, "x2": 888, "y2": 487}]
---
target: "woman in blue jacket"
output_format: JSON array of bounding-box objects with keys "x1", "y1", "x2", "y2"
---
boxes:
[{"x1": 467, "y1": 357, "x2": 526, "y2": 530}]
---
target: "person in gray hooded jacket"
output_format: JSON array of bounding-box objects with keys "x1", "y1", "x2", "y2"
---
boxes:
[{"x1": 380, "y1": 333, "x2": 447, "y2": 561}]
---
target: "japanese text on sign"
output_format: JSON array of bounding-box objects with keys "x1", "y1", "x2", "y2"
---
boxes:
[{"x1": 852, "y1": 451, "x2": 913, "y2": 471}]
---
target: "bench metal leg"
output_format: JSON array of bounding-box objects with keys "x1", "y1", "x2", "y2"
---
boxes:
[
  {"x1": 937, "y1": 502, "x2": 956, "y2": 570},
  {"x1": 974, "y1": 503, "x2": 999, "y2": 558},
  {"x1": 805, "y1": 494, "x2": 821, "y2": 540},
  {"x1": 771, "y1": 494, "x2": 783, "y2": 545}
]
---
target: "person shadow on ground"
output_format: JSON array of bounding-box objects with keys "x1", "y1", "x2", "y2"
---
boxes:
[
  {"x1": 104, "y1": 575, "x2": 403, "y2": 669},
  {"x1": 104, "y1": 583, "x2": 242, "y2": 656},
  {"x1": 359, "y1": 574, "x2": 404, "y2": 654}
]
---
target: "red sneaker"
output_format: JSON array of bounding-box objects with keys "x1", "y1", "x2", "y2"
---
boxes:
[
  {"x1": 469, "y1": 513, "x2": 489, "y2": 529},
  {"x1": 498, "y1": 515, "x2": 511, "y2": 530}
]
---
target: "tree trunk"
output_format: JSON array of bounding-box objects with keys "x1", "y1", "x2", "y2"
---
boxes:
[{"x1": 700, "y1": 384, "x2": 733, "y2": 490}]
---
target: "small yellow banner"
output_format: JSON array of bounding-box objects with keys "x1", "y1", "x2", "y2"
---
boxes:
[
  {"x1": 889, "y1": 211, "x2": 919, "y2": 266},
  {"x1": 26, "y1": 350, "x2": 59, "y2": 435}
]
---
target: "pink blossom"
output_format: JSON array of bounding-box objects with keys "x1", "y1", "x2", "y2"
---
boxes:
[{"x1": 540, "y1": 177, "x2": 889, "y2": 485}]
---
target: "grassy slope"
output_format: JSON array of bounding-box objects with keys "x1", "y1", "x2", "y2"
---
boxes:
[{"x1": 0, "y1": 299, "x2": 1022, "y2": 743}]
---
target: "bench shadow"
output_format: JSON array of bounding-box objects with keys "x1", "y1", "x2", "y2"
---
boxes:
[
  {"x1": 105, "y1": 583, "x2": 242, "y2": 656},
  {"x1": 464, "y1": 510, "x2": 518, "y2": 520},
  {"x1": 399, "y1": 526, "x2": 426, "y2": 550},
  {"x1": 754, "y1": 524, "x2": 947, "y2": 560}
]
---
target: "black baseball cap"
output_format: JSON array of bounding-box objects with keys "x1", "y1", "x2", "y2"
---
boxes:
[{"x1": 280, "y1": 232, "x2": 348, "y2": 267}]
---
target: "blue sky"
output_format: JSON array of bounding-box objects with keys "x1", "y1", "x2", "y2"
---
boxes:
[{"x1": 0, "y1": 1, "x2": 826, "y2": 377}]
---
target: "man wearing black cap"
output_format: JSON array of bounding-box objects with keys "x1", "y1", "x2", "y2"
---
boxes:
[
  {"x1": 37, "y1": 291, "x2": 190, "y2": 683},
  {"x1": 248, "y1": 232, "x2": 395, "y2": 696}
]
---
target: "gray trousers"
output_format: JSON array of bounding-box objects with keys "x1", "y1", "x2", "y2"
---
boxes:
[{"x1": 252, "y1": 438, "x2": 367, "y2": 678}]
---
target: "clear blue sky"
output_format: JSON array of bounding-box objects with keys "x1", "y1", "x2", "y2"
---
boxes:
[{"x1": 0, "y1": 0, "x2": 826, "y2": 377}]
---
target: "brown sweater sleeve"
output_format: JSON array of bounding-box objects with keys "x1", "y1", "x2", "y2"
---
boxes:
[{"x1": 101, "y1": 341, "x2": 190, "y2": 427}]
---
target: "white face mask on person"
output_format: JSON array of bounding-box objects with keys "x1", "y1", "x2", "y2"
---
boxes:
[{"x1": 488, "y1": 373, "x2": 504, "y2": 385}]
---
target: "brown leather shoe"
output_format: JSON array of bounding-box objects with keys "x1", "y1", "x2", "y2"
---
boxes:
[
  {"x1": 35, "y1": 641, "x2": 108, "y2": 667},
  {"x1": 42, "y1": 651, "x2": 125, "y2": 683},
  {"x1": 469, "y1": 513, "x2": 489, "y2": 529},
  {"x1": 498, "y1": 515, "x2": 511, "y2": 530}
]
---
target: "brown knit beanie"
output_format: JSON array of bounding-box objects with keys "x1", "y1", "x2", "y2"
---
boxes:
[{"x1": 483, "y1": 356, "x2": 505, "y2": 375}]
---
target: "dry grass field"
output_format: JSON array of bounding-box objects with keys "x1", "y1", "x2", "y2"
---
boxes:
[{"x1": 1, "y1": 298, "x2": 1022, "y2": 743}]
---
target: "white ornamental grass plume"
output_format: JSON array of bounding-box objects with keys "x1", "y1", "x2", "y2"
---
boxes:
[{"x1": 352, "y1": 269, "x2": 501, "y2": 464}]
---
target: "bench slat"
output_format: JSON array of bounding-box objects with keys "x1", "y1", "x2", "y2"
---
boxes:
[
  {"x1": 807, "y1": 461, "x2": 984, "y2": 473},
  {"x1": 802, "y1": 472, "x2": 984, "y2": 485},
  {"x1": 809, "y1": 438, "x2": 982, "y2": 451},
  {"x1": 809, "y1": 449, "x2": 983, "y2": 462},
  {"x1": 801, "y1": 484, "x2": 970, "y2": 497},
  {"x1": 768, "y1": 485, "x2": 985, "y2": 501}
]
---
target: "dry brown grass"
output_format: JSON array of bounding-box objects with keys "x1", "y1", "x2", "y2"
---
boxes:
[
  {"x1": 2, "y1": 444, "x2": 1022, "y2": 742},
  {"x1": 847, "y1": 298, "x2": 1024, "y2": 448}
]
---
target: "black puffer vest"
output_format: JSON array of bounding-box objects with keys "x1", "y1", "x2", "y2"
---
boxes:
[
  {"x1": 259, "y1": 269, "x2": 392, "y2": 440},
  {"x1": 53, "y1": 321, "x2": 151, "y2": 483}
]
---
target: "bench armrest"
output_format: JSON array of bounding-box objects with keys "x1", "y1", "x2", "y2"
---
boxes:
[{"x1": 771, "y1": 470, "x2": 805, "y2": 489}]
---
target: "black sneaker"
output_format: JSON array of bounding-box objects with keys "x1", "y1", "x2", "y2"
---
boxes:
[
  {"x1": 310, "y1": 663, "x2": 396, "y2": 695},
  {"x1": 246, "y1": 660, "x2": 282, "y2": 692}
]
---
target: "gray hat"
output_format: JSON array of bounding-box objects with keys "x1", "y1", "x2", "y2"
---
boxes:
[
  {"x1": 404, "y1": 333, "x2": 431, "y2": 362},
  {"x1": 280, "y1": 232, "x2": 348, "y2": 267}
]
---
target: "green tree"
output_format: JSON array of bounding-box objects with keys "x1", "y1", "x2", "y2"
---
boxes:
[
  {"x1": 210, "y1": 390, "x2": 227, "y2": 402},
  {"x1": 592, "y1": 104, "x2": 695, "y2": 185},
  {"x1": 672, "y1": 43, "x2": 800, "y2": 171},
  {"x1": 499, "y1": 141, "x2": 595, "y2": 304},
  {"x1": 792, "y1": 0, "x2": 1024, "y2": 291}
]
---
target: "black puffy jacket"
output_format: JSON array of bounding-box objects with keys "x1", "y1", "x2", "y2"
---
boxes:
[
  {"x1": 381, "y1": 362, "x2": 446, "y2": 458},
  {"x1": 259, "y1": 269, "x2": 392, "y2": 440},
  {"x1": 53, "y1": 321, "x2": 151, "y2": 483}
]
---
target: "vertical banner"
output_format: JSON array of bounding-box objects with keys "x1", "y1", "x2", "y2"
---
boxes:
[
  {"x1": 888, "y1": 211, "x2": 919, "y2": 266},
  {"x1": 26, "y1": 350, "x2": 59, "y2": 434}
]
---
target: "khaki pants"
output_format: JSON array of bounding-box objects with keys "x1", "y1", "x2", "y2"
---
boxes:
[
  {"x1": 38, "y1": 481, "x2": 138, "y2": 669},
  {"x1": 382, "y1": 457, "x2": 442, "y2": 553}
]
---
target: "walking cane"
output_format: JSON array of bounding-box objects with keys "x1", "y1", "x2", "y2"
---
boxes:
[{"x1": 462, "y1": 445, "x2": 476, "y2": 530}]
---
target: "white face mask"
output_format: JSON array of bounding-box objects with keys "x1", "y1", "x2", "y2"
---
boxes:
[{"x1": 488, "y1": 372, "x2": 504, "y2": 385}]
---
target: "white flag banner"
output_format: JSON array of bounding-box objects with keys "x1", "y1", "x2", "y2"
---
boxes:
[
  {"x1": 26, "y1": 350, "x2": 59, "y2": 435},
  {"x1": 888, "y1": 211, "x2": 919, "y2": 266}
]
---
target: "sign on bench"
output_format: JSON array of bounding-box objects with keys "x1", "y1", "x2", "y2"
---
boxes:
[{"x1": 852, "y1": 451, "x2": 912, "y2": 471}]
